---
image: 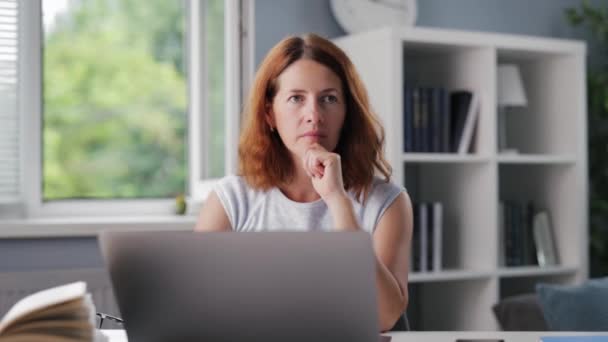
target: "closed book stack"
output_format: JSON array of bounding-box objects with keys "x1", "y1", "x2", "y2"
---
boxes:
[
  {"x1": 403, "y1": 85, "x2": 479, "y2": 154},
  {"x1": 403, "y1": 85, "x2": 451, "y2": 153},
  {"x1": 499, "y1": 201, "x2": 545, "y2": 267}
]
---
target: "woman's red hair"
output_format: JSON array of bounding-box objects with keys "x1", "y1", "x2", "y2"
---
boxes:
[{"x1": 238, "y1": 33, "x2": 391, "y2": 200}]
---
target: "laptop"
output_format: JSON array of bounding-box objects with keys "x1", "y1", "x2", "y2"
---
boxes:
[{"x1": 99, "y1": 231, "x2": 381, "y2": 342}]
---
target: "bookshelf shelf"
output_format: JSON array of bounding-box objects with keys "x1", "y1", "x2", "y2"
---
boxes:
[
  {"x1": 410, "y1": 270, "x2": 493, "y2": 283},
  {"x1": 496, "y1": 265, "x2": 579, "y2": 278},
  {"x1": 335, "y1": 27, "x2": 587, "y2": 331},
  {"x1": 402, "y1": 153, "x2": 490, "y2": 163},
  {"x1": 497, "y1": 154, "x2": 577, "y2": 164}
]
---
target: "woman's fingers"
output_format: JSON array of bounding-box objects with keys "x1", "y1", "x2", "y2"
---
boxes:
[
  {"x1": 315, "y1": 161, "x2": 324, "y2": 178},
  {"x1": 307, "y1": 145, "x2": 342, "y2": 180},
  {"x1": 304, "y1": 147, "x2": 327, "y2": 179},
  {"x1": 303, "y1": 149, "x2": 315, "y2": 178},
  {"x1": 311, "y1": 158, "x2": 322, "y2": 178},
  {"x1": 311, "y1": 154, "x2": 320, "y2": 178},
  {"x1": 306, "y1": 150, "x2": 314, "y2": 177}
]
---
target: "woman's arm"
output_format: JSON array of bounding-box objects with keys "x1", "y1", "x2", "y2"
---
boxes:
[
  {"x1": 194, "y1": 191, "x2": 232, "y2": 232},
  {"x1": 327, "y1": 191, "x2": 413, "y2": 332},
  {"x1": 304, "y1": 144, "x2": 413, "y2": 330},
  {"x1": 371, "y1": 192, "x2": 412, "y2": 331}
]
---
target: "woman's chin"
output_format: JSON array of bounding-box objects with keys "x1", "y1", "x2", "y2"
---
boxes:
[
  {"x1": 300, "y1": 135, "x2": 324, "y2": 144},
  {"x1": 304, "y1": 141, "x2": 329, "y2": 151},
  {"x1": 290, "y1": 141, "x2": 335, "y2": 159}
]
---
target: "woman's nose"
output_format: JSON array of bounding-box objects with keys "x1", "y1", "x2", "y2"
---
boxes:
[{"x1": 306, "y1": 101, "x2": 323, "y2": 123}]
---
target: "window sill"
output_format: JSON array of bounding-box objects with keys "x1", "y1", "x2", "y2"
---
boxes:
[{"x1": 0, "y1": 215, "x2": 197, "y2": 238}]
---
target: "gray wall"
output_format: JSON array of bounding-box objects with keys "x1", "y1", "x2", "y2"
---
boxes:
[
  {"x1": 0, "y1": 237, "x2": 103, "y2": 271},
  {"x1": 255, "y1": 0, "x2": 606, "y2": 67},
  {"x1": 2, "y1": 0, "x2": 605, "y2": 273}
]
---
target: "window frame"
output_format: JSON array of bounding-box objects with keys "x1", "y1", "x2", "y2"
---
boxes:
[
  {"x1": 18, "y1": 0, "x2": 254, "y2": 218},
  {"x1": 0, "y1": 0, "x2": 21, "y2": 206}
]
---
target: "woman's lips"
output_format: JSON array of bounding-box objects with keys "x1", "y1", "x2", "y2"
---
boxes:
[{"x1": 300, "y1": 131, "x2": 326, "y2": 138}]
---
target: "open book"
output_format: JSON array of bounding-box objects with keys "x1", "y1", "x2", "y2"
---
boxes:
[{"x1": 0, "y1": 282, "x2": 104, "y2": 342}]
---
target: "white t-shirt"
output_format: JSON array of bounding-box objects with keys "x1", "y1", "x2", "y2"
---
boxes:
[{"x1": 213, "y1": 175, "x2": 405, "y2": 234}]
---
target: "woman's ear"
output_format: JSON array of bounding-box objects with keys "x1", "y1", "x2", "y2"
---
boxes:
[{"x1": 264, "y1": 104, "x2": 275, "y2": 130}]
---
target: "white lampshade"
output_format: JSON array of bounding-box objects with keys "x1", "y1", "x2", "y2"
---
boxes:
[{"x1": 497, "y1": 64, "x2": 527, "y2": 107}]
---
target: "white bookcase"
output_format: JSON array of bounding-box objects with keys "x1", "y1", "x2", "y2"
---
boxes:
[{"x1": 334, "y1": 27, "x2": 588, "y2": 331}]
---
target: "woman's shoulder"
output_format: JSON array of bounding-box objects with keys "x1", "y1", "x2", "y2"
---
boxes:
[
  {"x1": 215, "y1": 174, "x2": 255, "y2": 195},
  {"x1": 216, "y1": 174, "x2": 248, "y2": 188},
  {"x1": 354, "y1": 177, "x2": 407, "y2": 233},
  {"x1": 370, "y1": 176, "x2": 405, "y2": 197},
  {"x1": 365, "y1": 176, "x2": 407, "y2": 208},
  {"x1": 214, "y1": 174, "x2": 270, "y2": 200},
  {"x1": 213, "y1": 175, "x2": 271, "y2": 231}
]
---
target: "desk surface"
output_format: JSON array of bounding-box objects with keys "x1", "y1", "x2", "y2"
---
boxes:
[
  {"x1": 388, "y1": 331, "x2": 604, "y2": 342},
  {"x1": 100, "y1": 330, "x2": 605, "y2": 342}
]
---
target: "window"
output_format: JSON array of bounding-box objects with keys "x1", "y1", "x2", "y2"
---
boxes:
[
  {"x1": 0, "y1": 0, "x2": 19, "y2": 203},
  {"x1": 205, "y1": 0, "x2": 226, "y2": 179},
  {"x1": 42, "y1": 0, "x2": 187, "y2": 200},
  {"x1": 4, "y1": 0, "x2": 251, "y2": 218}
]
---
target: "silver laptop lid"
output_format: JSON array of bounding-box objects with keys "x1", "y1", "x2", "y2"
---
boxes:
[{"x1": 99, "y1": 231, "x2": 379, "y2": 342}]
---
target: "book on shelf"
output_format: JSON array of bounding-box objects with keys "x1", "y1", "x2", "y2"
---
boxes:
[
  {"x1": 523, "y1": 201, "x2": 537, "y2": 265},
  {"x1": 499, "y1": 201, "x2": 558, "y2": 268},
  {"x1": 412, "y1": 202, "x2": 421, "y2": 272},
  {"x1": 533, "y1": 210, "x2": 559, "y2": 266},
  {"x1": 450, "y1": 90, "x2": 479, "y2": 154},
  {"x1": 440, "y1": 89, "x2": 451, "y2": 153},
  {"x1": 411, "y1": 202, "x2": 443, "y2": 272},
  {"x1": 412, "y1": 87, "x2": 422, "y2": 152},
  {"x1": 0, "y1": 281, "x2": 105, "y2": 342},
  {"x1": 431, "y1": 202, "x2": 443, "y2": 272},
  {"x1": 498, "y1": 202, "x2": 505, "y2": 267},
  {"x1": 428, "y1": 87, "x2": 448, "y2": 153},
  {"x1": 404, "y1": 84, "x2": 482, "y2": 154},
  {"x1": 419, "y1": 88, "x2": 429, "y2": 153},
  {"x1": 403, "y1": 84, "x2": 451, "y2": 153},
  {"x1": 403, "y1": 83, "x2": 414, "y2": 153},
  {"x1": 419, "y1": 202, "x2": 428, "y2": 271},
  {"x1": 500, "y1": 200, "x2": 536, "y2": 267}
]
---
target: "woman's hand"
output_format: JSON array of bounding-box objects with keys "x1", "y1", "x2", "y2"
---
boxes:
[{"x1": 303, "y1": 143, "x2": 348, "y2": 204}]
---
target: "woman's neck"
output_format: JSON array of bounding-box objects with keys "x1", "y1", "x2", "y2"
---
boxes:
[{"x1": 278, "y1": 159, "x2": 321, "y2": 203}]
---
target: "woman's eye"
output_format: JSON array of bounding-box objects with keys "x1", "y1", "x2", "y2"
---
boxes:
[
  {"x1": 288, "y1": 95, "x2": 303, "y2": 103},
  {"x1": 321, "y1": 95, "x2": 338, "y2": 104}
]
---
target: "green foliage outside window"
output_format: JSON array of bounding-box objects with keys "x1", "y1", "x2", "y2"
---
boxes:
[
  {"x1": 565, "y1": 0, "x2": 608, "y2": 276},
  {"x1": 43, "y1": 0, "x2": 225, "y2": 200},
  {"x1": 206, "y1": 0, "x2": 225, "y2": 179}
]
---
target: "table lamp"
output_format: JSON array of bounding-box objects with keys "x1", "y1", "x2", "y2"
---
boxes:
[{"x1": 497, "y1": 64, "x2": 527, "y2": 153}]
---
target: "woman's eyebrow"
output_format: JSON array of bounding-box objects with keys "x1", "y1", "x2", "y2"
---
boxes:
[
  {"x1": 320, "y1": 88, "x2": 339, "y2": 93},
  {"x1": 286, "y1": 89, "x2": 307, "y2": 94},
  {"x1": 284, "y1": 88, "x2": 340, "y2": 94}
]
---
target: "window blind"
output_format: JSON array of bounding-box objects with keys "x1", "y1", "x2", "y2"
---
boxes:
[{"x1": 0, "y1": 0, "x2": 19, "y2": 201}]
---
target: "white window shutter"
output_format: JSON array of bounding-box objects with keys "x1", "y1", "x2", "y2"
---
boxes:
[{"x1": 0, "y1": 0, "x2": 19, "y2": 201}]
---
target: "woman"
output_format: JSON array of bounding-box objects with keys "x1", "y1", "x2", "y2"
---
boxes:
[{"x1": 195, "y1": 33, "x2": 413, "y2": 332}]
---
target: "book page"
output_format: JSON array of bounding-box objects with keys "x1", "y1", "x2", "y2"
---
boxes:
[
  {"x1": 0, "y1": 333, "x2": 83, "y2": 342},
  {"x1": 1, "y1": 299, "x2": 95, "y2": 335},
  {"x1": 1, "y1": 298, "x2": 89, "y2": 334},
  {"x1": 3, "y1": 320, "x2": 93, "y2": 337},
  {"x1": 0, "y1": 282, "x2": 86, "y2": 332}
]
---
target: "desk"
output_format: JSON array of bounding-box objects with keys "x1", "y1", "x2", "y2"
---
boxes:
[
  {"x1": 100, "y1": 330, "x2": 127, "y2": 342},
  {"x1": 99, "y1": 330, "x2": 604, "y2": 342},
  {"x1": 388, "y1": 332, "x2": 604, "y2": 342}
]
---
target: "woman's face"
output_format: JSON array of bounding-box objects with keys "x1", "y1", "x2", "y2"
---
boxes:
[{"x1": 267, "y1": 59, "x2": 346, "y2": 160}]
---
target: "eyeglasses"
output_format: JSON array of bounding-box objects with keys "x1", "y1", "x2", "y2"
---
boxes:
[{"x1": 96, "y1": 312, "x2": 124, "y2": 329}]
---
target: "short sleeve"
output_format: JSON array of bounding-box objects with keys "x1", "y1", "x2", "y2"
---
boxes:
[
  {"x1": 212, "y1": 175, "x2": 249, "y2": 231},
  {"x1": 361, "y1": 179, "x2": 405, "y2": 233}
]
